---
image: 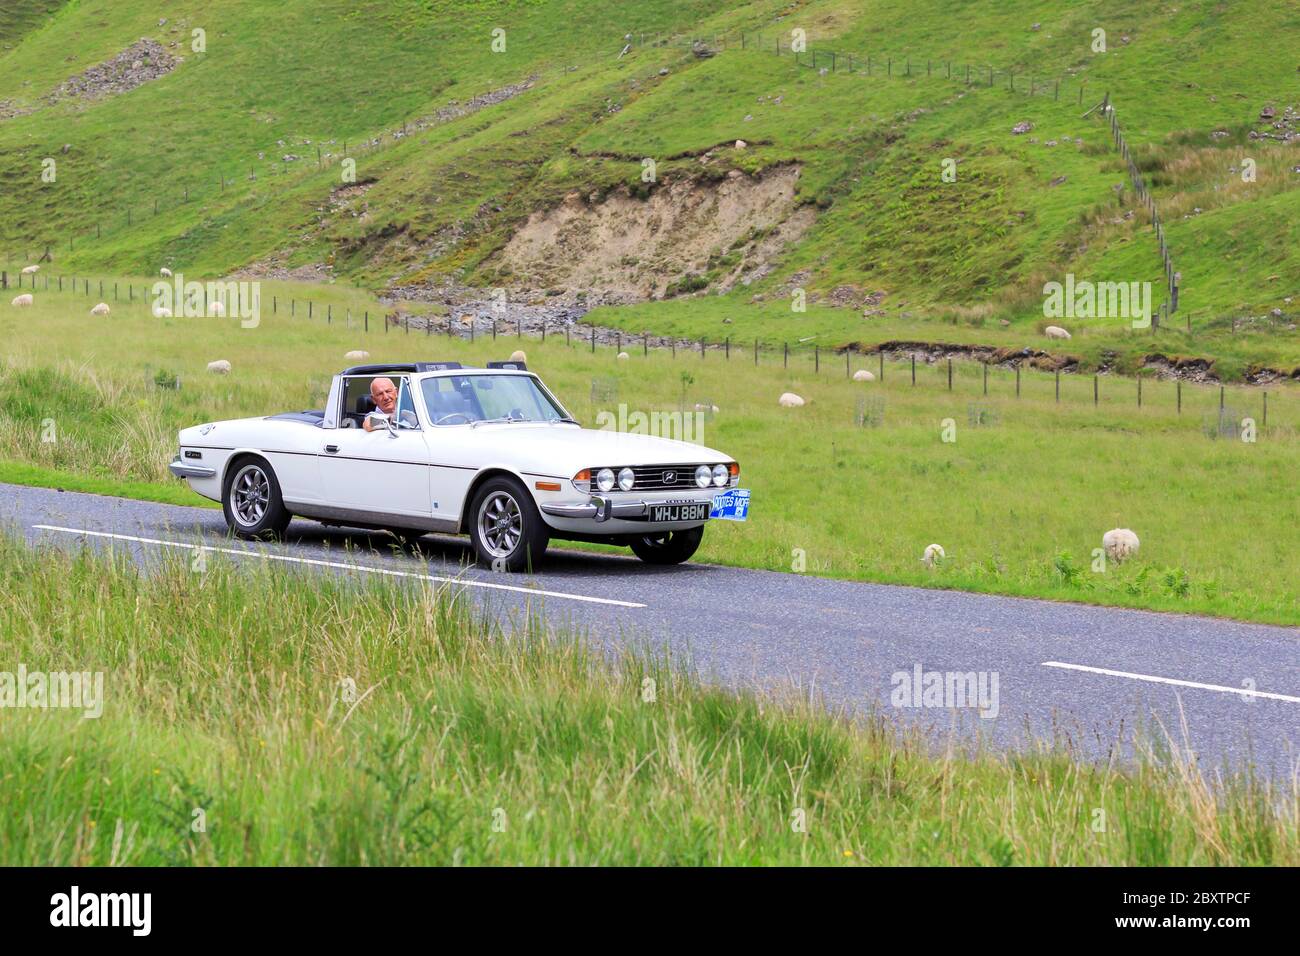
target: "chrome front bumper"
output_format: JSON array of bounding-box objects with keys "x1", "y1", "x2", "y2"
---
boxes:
[
  {"x1": 541, "y1": 495, "x2": 715, "y2": 522},
  {"x1": 169, "y1": 457, "x2": 217, "y2": 480}
]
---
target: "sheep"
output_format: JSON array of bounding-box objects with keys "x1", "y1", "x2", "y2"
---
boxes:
[
  {"x1": 153, "y1": 306, "x2": 172, "y2": 318},
  {"x1": 20, "y1": 265, "x2": 38, "y2": 275},
  {"x1": 1102, "y1": 528, "x2": 1140, "y2": 563},
  {"x1": 509, "y1": 349, "x2": 526, "y2": 363},
  {"x1": 206, "y1": 359, "x2": 232, "y2": 374},
  {"x1": 160, "y1": 267, "x2": 172, "y2": 277},
  {"x1": 208, "y1": 301, "x2": 225, "y2": 317},
  {"x1": 1044, "y1": 325, "x2": 1071, "y2": 340},
  {"x1": 922, "y1": 543, "x2": 946, "y2": 568},
  {"x1": 344, "y1": 350, "x2": 370, "y2": 362},
  {"x1": 11, "y1": 293, "x2": 33, "y2": 307},
  {"x1": 616, "y1": 351, "x2": 630, "y2": 361},
  {"x1": 852, "y1": 369, "x2": 875, "y2": 382},
  {"x1": 778, "y1": 392, "x2": 805, "y2": 407},
  {"x1": 90, "y1": 302, "x2": 110, "y2": 316}
]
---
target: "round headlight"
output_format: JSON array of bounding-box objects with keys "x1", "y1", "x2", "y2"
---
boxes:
[
  {"x1": 712, "y1": 464, "x2": 728, "y2": 487},
  {"x1": 617, "y1": 467, "x2": 635, "y2": 491},
  {"x1": 694, "y1": 465, "x2": 712, "y2": 488},
  {"x1": 596, "y1": 468, "x2": 616, "y2": 493}
]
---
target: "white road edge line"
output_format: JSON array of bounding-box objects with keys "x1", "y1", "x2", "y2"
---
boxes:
[
  {"x1": 1041, "y1": 661, "x2": 1300, "y2": 704},
  {"x1": 32, "y1": 525, "x2": 647, "y2": 609}
]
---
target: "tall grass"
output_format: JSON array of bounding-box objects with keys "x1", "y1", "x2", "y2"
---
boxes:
[{"x1": 0, "y1": 533, "x2": 1293, "y2": 865}]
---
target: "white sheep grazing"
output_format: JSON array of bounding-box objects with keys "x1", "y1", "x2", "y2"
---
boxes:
[
  {"x1": 206, "y1": 359, "x2": 232, "y2": 375},
  {"x1": 153, "y1": 306, "x2": 172, "y2": 318},
  {"x1": 1044, "y1": 325, "x2": 1071, "y2": 340},
  {"x1": 616, "y1": 351, "x2": 630, "y2": 361},
  {"x1": 1102, "y1": 528, "x2": 1140, "y2": 563},
  {"x1": 922, "y1": 543, "x2": 946, "y2": 568},
  {"x1": 853, "y1": 369, "x2": 875, "y2": 382},
  {"x1": 20, "y1": 265, "x2": 38, "y2": 275},
  {"x1": 11, "y1": 293, "x2": 33, "y2": 307},
  {"x1": 160, "y1": 267, "x2": 173, "y2": 277},
  {"x1": 778, "y1": 392, "x2": 805, "y2": 407},
  {"x1": 90, "y1": 302, "x2": 111, "y2": 316},
  {"x1": 344, "y1": 350, "x2": 370, "y2": 362},
  {"x1": 208, "y1": 301, "x2": 226, "y2": 317},
  {"x1": 509, "y1": 349, "x2": 527, "y2": 363}
]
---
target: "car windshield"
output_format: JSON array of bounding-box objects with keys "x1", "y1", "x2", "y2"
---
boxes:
[{"x1": 420, "y1": 374, "x2": 568, "y2": 426}]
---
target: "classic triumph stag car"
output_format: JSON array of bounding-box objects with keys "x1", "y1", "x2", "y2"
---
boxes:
[{"x1": 169, "y1": 361, "x2": 749, "y2": 570}]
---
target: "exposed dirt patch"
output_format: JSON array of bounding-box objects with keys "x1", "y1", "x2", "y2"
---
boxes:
[
  {"x1": 229, "y1": 257, "x2": 334, "y2": 283},
  {"x1": 45, "y1": 39, "x2": 178, "y2": 104},
  {"x1": 490, "y1": 165, "x2": 814, "y2": 299},
  {"x1": 0, "y1": 100, "x2": 34, "y2": 121},
  {"x1": 846, "y1": 340, "x2": 1081, "y2": 373},
  {"x1": 356, "y1": 77, "x2": 537, "y2": 148},
  {"x1": 1140, "y1": 352, "x2": 1218, "y2": 383}
]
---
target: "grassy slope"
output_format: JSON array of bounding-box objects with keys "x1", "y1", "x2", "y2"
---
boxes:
[
  {"x1": 2, "y1": 285, "x2": 1297, "y2": 625},
  {"x1": 0, "y1": 535, "x2": 1292, "y2": 866},
  {"x1": 0, "y1": 0, "x2": 1296, "y2": 372}
]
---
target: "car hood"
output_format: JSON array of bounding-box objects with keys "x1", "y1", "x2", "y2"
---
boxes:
[{"x1": 481, "y1": 423, "x2": 731, "y2": 469}]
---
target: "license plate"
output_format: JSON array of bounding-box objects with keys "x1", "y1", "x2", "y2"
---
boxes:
[
  {"x1": 647, "y1": 502, "x2": 712, "y2": 523},
  {"x1": 710, "y1": 488, "x2": 751, "y2": 522}
]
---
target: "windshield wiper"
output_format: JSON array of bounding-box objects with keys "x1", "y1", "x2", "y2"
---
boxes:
[{"x1": 471, "y1": 414, "x2": 524, "y2": 428}]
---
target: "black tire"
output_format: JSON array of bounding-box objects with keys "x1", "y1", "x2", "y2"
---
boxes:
[
  {"x1": 629, "y1": 526, "x2": 704, "y2": 565},
  {"x1": 468, "y1": 476, "x2": 549, "y2": 572},
  {"x1": 222, "y1": 457, "x2": 291, "y2": 540}
]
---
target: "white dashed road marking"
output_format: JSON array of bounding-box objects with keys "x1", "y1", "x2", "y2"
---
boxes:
[
  {"x1": 32, "y1": 525, "x2": 647, "y2": 609},
  {"x1": 1042, "y1": 661, "x2": 1300, "y2": 704}
]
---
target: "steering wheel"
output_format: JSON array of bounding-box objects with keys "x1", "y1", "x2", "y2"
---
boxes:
[{"x1": 433, "y1": 412, "x2": 473, "y2": 426}]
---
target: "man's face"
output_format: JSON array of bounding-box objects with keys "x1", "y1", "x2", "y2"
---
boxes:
[{"x1": 371, "y1": 378, "x2": 398, "y2": 415}]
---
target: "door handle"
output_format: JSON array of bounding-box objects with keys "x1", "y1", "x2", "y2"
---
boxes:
[{"x1": 325, "y1": 444, "x2": 339, "y2": 454}]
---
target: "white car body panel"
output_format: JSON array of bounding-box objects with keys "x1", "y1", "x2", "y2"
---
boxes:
[{"x1": 171, "y1": 366, "x2": 741, "y2": 542}]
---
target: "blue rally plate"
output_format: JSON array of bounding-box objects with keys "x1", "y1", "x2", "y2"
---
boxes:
[{"x1": 710, "y1": 488, "x2": 751, "y2": 521}]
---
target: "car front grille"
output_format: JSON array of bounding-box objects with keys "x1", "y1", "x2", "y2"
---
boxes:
[{"x1": 623, "y1": 464, "x2": 710, "y2": 492}]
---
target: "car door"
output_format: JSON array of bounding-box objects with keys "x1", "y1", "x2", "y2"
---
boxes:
[{"x1": 317, "y1": 377, "x2": 432, "y2": 520}]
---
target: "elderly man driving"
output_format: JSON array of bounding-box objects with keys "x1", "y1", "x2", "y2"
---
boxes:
[{"x1": 362, "y1": 377, "x2": 418, "y2": 432}]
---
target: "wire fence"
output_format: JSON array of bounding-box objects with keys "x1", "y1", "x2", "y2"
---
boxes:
[
  {"x1": 4, "y1": 268, "x2": 1291, "y2": 432},
  {"x1": 629, "y1": 29, "x2": 1094, "y2": 104}
]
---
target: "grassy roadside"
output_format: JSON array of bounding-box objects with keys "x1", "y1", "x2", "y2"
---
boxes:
[
  {"x1": 2, "y1": 285, "x2": 1298, "y2": 625},
  {"x1": 0, "y1": 460, "x2": 216, "y2": 507},
  {"x1": 0, "y1": 534, "x2": 1293, "y2": 866}
]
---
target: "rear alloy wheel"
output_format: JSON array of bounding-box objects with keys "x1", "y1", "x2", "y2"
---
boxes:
[
  {"x1": 629, "y1": 526, "x2": 704, "y2": 565},
  {"x1": 223, "y1": 459, "x2": 291, "y2": 540},
  {"x1": 469, "y1": 477, "x2": 549, "y2": 572}
]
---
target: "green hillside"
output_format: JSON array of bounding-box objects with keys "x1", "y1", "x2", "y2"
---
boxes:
[{"x1": 1, "y1": 0, "x2": 1297, "y2": 374}]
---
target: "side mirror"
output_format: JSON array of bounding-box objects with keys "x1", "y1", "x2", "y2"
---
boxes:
[{"x1": 384, "y1": 415, "x2": 398, "y2": 438}]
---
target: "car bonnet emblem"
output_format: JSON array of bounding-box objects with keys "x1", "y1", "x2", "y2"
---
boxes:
[{"x1": 663, "y1": 470, "x2": 676, "y2": 484}]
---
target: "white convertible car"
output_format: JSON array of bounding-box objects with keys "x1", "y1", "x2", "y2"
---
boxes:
[{"x1": 169, "y1": 361, "x2": 748, "y2": 570}]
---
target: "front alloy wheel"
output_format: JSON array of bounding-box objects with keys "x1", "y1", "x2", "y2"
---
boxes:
[{"x1": 469, "y1": 477, "x2": 549, "y2": 571}]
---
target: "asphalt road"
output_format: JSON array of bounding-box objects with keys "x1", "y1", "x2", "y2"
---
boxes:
[{"x1": 4, "y1": 482, "x2": 1297, "y2": 779}]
